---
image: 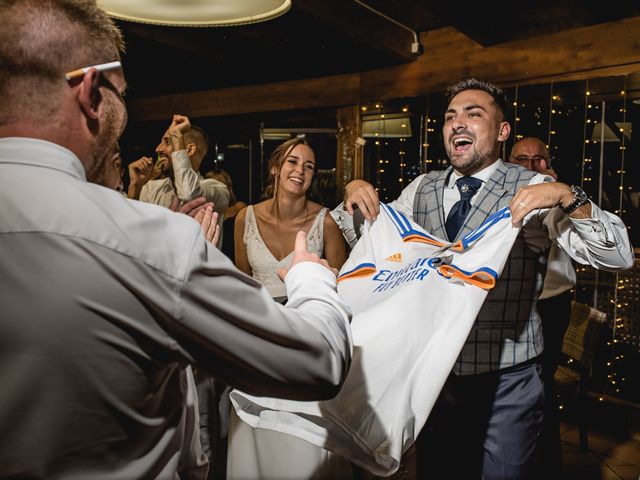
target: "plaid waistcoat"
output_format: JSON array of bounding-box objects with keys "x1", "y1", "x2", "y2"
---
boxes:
[{"x1": 413, "y1": 161, "x2": 544, "y2": 375}]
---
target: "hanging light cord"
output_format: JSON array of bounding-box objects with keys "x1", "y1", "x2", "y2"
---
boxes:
[{"x1": 352, "y1": 0, "x2": 421, "y2": 52}]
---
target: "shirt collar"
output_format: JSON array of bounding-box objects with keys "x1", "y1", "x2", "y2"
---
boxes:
[
  {"x1": 0, "y1": 137, "x2": 87, "y2": 180},
  {"x1": 447, "y1": 158, "x2": 502, "y2": 189}
]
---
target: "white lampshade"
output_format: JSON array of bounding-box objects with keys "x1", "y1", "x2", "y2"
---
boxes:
[
  {"x1": 591, "y1": 122, "x2": 620, "y2": 143},
  {"x1": 96, "y1": 0, "x2": 291, "y2": 27},
  {"x1": 362, "y1": 114, "x2": 413, "y2": 138}
]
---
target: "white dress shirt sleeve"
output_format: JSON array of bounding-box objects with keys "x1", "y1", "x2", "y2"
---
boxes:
[
  {"x1": 171, "y1": 150, "x2": 230, "y2": 213},
  {"x1": 524, "y1": 173, "x2": 634, "y2": 271},
  {"x1": 175, "y1": 235, "x2": 353, "y2": 400}
]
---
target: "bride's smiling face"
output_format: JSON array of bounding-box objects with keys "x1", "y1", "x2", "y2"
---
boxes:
[{"x1": 274, "y1": 144, "x2": 316, "y2": 196}]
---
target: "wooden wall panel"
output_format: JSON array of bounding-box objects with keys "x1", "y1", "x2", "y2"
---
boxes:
[
  {"x1": 128, "y1": 16, "x2": 640, "y2": 122},
  {"x1": 336, "y1": 106, "x2": 363, "y2": 191},
  {"x1": 130, "y1": 74, "x2": 360, "y2": 122}
]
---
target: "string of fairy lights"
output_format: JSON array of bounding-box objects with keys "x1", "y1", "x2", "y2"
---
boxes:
[
  {"x1": 516, "y1": 80, "x2": 639, "y2": 406},
  {"x1": 582, "y1": 80, "x2": 638, "y2": 401},
  {"x1": 606, "y1": 83, "x2": 625, "y2": 398},
  {"x1": 602, "y1": 79, "x2": 639, "y2": 399}
]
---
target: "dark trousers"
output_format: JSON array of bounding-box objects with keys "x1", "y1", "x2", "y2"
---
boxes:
[
  {"x1": 535, "y1": 291, "x2": 572, "y2": 478},
  {"x1": 416, "y1": 360, "x2": 544, "y2": 480}
]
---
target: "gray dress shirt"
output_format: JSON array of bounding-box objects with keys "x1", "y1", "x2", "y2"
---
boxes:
[{"x1": 0, "y1": 138, "x2": 353, "y2": 479}]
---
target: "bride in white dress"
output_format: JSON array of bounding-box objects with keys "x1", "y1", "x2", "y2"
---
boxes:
[
  {"x1": 229, "y1": 138, "x2": 351, "y2": 479},
  {"x1": 234, "y1": 137, "x2": 347, "y2": 300}
]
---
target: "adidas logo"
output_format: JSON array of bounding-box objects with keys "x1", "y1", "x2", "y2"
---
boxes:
[{"x1": 385, "y1": 253, "x2": 403, "y2": 262}]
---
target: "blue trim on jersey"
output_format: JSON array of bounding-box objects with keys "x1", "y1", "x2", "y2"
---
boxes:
[
  {"x1": 381, "y1": 203, "x2": 411, "y2": 236},
  {"x1": 381, "y1": 203, "x2": 444, "y2": 245},
  {"x1": 457, "y1": 206, "x2": 512, "y2": 250}
]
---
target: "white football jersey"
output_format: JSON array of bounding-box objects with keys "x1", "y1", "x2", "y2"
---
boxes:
[{"x1": 231, "y1": 203, "x2": 520, "y2": 476}]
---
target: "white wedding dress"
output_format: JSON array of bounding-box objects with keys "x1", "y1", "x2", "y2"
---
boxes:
[
  {"x1": 243, "y1": 205, "x2": 327, "y2": 300},
  {"x1": 228, "y1": 205, "x2": 355, "y2": 479}
]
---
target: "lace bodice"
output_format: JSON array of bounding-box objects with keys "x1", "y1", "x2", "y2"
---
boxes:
[{"x1": 244, "y1": 205, "x2": 327, "y2": 295}]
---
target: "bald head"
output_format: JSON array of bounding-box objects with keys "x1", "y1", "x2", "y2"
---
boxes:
[
  {"x1": 509, "y1": 137, "x2": 550, "y2": 174},
  {"x1": 0, "y1": 0, "x2": 123, "y2": 126}
]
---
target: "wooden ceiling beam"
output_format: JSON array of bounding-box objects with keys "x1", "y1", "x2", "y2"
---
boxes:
[
  {"x1": 295, "y1": 0, "x2": 420, "y2": 62},
  {"x1": 129, "y1": 73, "x2": 361, "y2": 121},
  {"x1": 128, "y1": 16, "x2": 640, "y2": 122}
]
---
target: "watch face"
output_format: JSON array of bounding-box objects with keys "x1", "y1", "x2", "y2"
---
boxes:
[
  {"x1": 573, "y1": 186, "x2": 588, "y2": 201},
  {"x1": 563, "y1": 185, "x2": 589, "y2": 213}
]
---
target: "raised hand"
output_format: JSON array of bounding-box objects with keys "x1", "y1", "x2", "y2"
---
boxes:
[
  {"x1": 344, "y1": 179, "x2": 380, "y2": 220},
  {"x1": 128, "y1": 156, "x2": 153, "y2": 184},
  {"x1": 169, "y1": 114, "x2": 191, "y2": 135},
  {"x1": 127, "y1": 156, "x2": 154, "y2": 199},
  {"x1": 278, "y1": 231, "x2": 338, "y2": 281}
]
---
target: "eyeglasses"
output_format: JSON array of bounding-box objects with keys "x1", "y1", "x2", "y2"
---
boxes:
[
  {"x1": 64, "y1": 61, "x2": 126, "y2": 105},
  {"x1": 510, "y1": 154, "x2": 549, "y2": 165},
  {"x1": 98, "y1": 73, "x2": 126, "y2": 105}
]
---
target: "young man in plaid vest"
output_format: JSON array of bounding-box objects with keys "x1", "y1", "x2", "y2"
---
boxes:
[{"x1": 338, "y1": 78, "x2": 634, "y2": 479}]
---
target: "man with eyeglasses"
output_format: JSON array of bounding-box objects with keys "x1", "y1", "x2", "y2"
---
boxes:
[
  {"x1": 509, "y1": 136, "x2": 575, "y2": 478},
  {"x1": 509, "y1": 136, "x2": 558, "y2": 179},
  {"x1": 0, "y1": 1, "x2": 353, "y2": 479}
]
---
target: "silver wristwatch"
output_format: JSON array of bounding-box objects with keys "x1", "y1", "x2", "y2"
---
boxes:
[{"x1": 560, "y1": 185, "x2": 589, "y2": 214}]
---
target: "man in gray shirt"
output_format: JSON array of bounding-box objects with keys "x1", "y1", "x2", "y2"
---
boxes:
[{"x1": 0, "y1": 1, "x2": 352, "y2": 478}]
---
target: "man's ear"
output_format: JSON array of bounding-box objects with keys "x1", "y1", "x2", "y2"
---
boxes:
[
  {"x1": 77, "y1": 69, "x2": 102, "y2": 120},
  {"x1": 186, "y1": 142, "x2": 196, "y2": 157},
  {"x1": 498, "y1": 121, "x2": 511, "y2": 142}
]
